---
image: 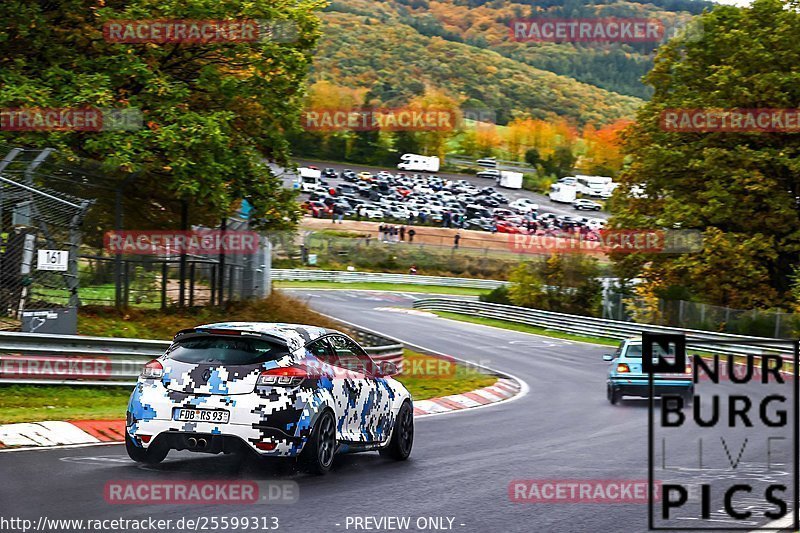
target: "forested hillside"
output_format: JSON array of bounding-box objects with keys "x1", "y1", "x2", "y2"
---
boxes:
[{"x1": 310, "y1": 0, "x2": 712, "y2": 125}]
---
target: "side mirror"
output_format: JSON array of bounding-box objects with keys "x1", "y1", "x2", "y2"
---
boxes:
[
  {"x1": 602, "y1": 354, "x2": 614, "y2": 362},
  {"x1": 376, "y1": 361, "x2": 399, "y2": 377}
]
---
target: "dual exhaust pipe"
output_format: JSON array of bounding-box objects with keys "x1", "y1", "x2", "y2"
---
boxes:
[{"x1": 186, "y1": 437, "x2": 208, "y2": 449}]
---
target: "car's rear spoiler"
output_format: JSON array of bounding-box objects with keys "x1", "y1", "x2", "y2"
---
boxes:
[{"x1": 173, "y1": 328, "x2": 289, "y2": 347}]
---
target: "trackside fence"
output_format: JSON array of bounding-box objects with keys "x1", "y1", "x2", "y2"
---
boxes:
[
  {"x1": 412, "y1": 298, "x2": 796, "y2": 360},
  {"x1": 272, "y1": 269, "x2": 507, "y2": 289},
  {"x1": 0, "y1": 326, "x2": 404, "y2": 386}
]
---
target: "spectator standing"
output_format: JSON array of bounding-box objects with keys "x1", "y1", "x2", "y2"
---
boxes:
[
  {"x1": 408, "y1": 228, "x2": 416, "y2": 243},
  {"x1": 399, "y1": 225, "x2": 406, "y2": 241},
  {"x1": 409, "y1": 265, "x2": 418, "y2": 275},
  {"x1": 454, "y1": 232, "x2": 461, "y2": 249}
]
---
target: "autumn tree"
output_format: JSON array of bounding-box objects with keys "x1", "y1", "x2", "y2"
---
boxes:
[
  {"x1": 0, "y1": 0, "x2": 324, "y2": 234},
  {"x1": 612, "y1": 0, "x2": 800, "y2": 309}
]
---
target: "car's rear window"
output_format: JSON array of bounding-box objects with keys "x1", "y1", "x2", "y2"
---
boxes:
[
  {"x1": 167, "y1": 336, "x2": 288, "y2": 365},
  {"x1": 624, "y1": 344, "x2": 675, "y2": 358}
]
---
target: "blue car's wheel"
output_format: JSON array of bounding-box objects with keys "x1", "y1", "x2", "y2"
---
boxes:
[{"x1": 607, "y1": 384, "x2": 621, "y2": 405}]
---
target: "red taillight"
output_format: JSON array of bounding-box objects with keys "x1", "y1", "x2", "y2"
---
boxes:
[
  {"x1": 616, "y1": 363, "x2": 630, "y2": 373},
  {"x1": 140, "y1": 435, "x2": 152, "y2": 443},
  {"x1": 256, "y1": 442, "x2": 276, "y2": 451},
  {"x1": 141, "y1": 360, "x2": 163, "y2": 379},
  {"x1": 257, "y1": 366, "x2": 307, "y2": 387}
]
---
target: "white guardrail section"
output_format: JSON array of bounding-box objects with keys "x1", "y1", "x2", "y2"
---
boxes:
[
  {"x1": 412, "y1": 298, "x2": 798, "y2": 359},
  {"x1": 0, "y1": 328, "x2": 404, "y2": 386},
  {"x1": 272, "y1": 269, "x2": 508, "y2": 290}
]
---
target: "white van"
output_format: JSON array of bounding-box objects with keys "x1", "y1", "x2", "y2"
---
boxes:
[
  {"x1": 297, "y1": 167, "x2": 323, "y2": 192},
  {"x1": 549, "y1": 183, "x2": 577, "y2": 203},
  {"x1": 575, "y1": 175, "x2": 613, "y2": 197},
  {"x1": 498, "y1": 171, "x2": 523, "y2": 189},
  {"x1": 397, "y1": 154, "x2": 440, "y2": 172}
]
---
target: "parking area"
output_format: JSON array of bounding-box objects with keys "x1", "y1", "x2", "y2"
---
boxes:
[{"x1": 280, "y1": 160, "x2": 609, "y2": 235}]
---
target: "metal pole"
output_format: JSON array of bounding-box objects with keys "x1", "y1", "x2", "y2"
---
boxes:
[
  {"x1": 23, "y1": 148, "x2": 53, "y2": 185},
  {"x1": 189, "y1": 262, "x2": 195, "y2": 307},
  {"x1": 161, "y1": 261, "x2": 167, "y2": 310},
  {"x1": 178, "y1": 200, "x2": 188, "y2": 308},
  {"x1": 123, "y1": 260, "x2": 131, "y2": 307},
  {"x1": 113, "y1": 173, "x2": 139, "y2": 309},
  {"x1": 217, "y1": 218, "x2": 226, "y2": 306},
  {"x1": 210, "y1": 264, "x2": 217, "y2": 306}
]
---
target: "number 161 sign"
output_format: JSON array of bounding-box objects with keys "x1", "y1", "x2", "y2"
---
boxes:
[{"x1": 37, "y1": 250, "x2": 68, "y2": 271}]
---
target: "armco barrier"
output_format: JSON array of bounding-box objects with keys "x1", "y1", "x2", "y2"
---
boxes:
[
  {"x1": 0, "y1": 327, "x2": 403, "y2": 386},
  {"x1": 272, "y1": 269, "x2": 507, "y2": 290},
  {"x1": 413, "y1": 298, "x2": 796, "y2": 359}
]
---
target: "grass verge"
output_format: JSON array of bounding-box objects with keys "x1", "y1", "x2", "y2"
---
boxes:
[
  {"x1": 431, "y1": 310, "x2": 620, "y2": 347},
  {"x1": 0, "y1": 385, "x2": 132, "y2": 424},
  {"x1": 0, "y1": 350, "x2": 498, "y2": 424},
  {"x1": 396, "y1": 349, "x2": 498, "y2": 400},
  {"x1": 275, "y1": 280, "x2": 489, "y2": 297},
  {"x1": 77, "y1": 290, "x2": 340, "y2": 339}
]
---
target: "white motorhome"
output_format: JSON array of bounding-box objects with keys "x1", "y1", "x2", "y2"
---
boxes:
[
  {"x1": 397, "y1": 154, "x2": 440, "y2": 172},
  {"x1": 574, "y1": 175, "x2": 613, "y2": 197},
  {"x1": 548, "y1": 183, "x2": 578, "y2": 203},
  {"x1": 498, "y1": 171, "x2": 523, "y2": 189},
  {"x1": 296, "y1": 167, "x2": 323, "y2": 192}
]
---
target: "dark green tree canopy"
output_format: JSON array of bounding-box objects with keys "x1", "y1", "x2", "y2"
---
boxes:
[
  {"x1": 0, "y1": 0, "x2": 325, "y2": 231},
  {"x1": 613, "y1": 0, "x2": 800, "y2": 308}
]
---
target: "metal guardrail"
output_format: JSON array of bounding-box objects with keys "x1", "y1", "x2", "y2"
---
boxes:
[
  {"x1": 0, "y1": 327, "x2": 404, "y2": 386},
  {"x1": 272, "y1": 269, "x2": 507, "y2": 290},
  {"x1": 413, "y1": 298, "x2": 797, "y2": 359}
]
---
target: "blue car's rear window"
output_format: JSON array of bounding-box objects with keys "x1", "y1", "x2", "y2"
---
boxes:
[
  {"x1": 167, "y1": 336, "x2": 288, "y2": 365},
  {"x1": 624, "y1": 344, "x2": 675, "y2": 358}
]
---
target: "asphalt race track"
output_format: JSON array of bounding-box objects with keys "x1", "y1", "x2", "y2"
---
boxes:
[{"x1": 0, "y1": 290, "x2": 793, "y2": 533}]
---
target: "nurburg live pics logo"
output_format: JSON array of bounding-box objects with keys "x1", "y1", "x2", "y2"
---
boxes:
[{"x1": 645, "y1": 332, "x2": 799, "y2": 530}]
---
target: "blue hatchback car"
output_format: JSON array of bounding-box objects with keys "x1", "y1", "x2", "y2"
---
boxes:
[{"x1": 604, "y1": 338, "x2": 693, "y2": 404}]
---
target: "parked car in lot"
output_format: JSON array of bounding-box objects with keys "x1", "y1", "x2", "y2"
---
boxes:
[
  {"x1": 573, "y1": 199, "x2": 603, "y2": 211},
  {"x1": 126, "y1": 323, "x2": 414, "y2": 473},
  {"x1": 358, "y1": 205, "x2": 384, "y2": 219},
  {"x1": 302, "y1": 200, "x2": 332, "y2": 218},
  {"x1": 323, "y1": 168, "x2": 337, "y2": 179},
  {"x1": 337, "y1": 184, "x2": 358, "y2": 196},
  {"x1": 605, "y1": 338, "x2": 693, "y2": 404},
  {"x1": 586, "y1": 218, "x2": 607, "y2": 231},
  {"x1": 465, "y1": 217, "x2": 495, "y2": 231},
  {"x1": 358, "y1": 171, "x2": 374, "y2": 181},
  {"x1": 509, "y1": 198, "x2": 539, "y2": 213},
  {"x1": 477, "y1": 169, "x2": 501, "y2": 179}
]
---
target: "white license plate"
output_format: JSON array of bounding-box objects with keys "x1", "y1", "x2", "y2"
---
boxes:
[{"x1": 174, "y1": 409, "x2": 229, "y2": 423}]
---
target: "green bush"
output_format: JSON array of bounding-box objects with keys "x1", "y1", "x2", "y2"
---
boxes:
[{"x1": 480, "y1": 285, "x2": 512, "y2": 305}]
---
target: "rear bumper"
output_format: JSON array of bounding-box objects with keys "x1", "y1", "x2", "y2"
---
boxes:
[
  {"x1": 127, "y1": 418, "x2": 307, "y2": 457},
  {"x1": 609, "y1": 378, "x2": 693, "y2": 398}
]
